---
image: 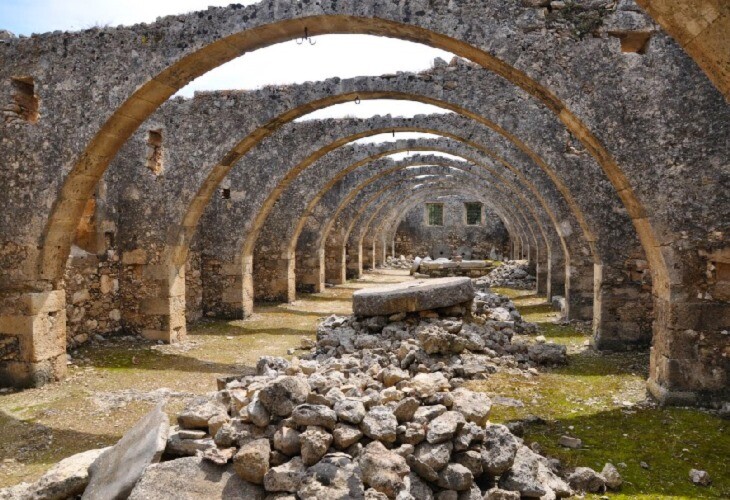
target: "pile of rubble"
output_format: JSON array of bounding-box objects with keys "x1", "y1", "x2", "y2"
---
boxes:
[
  {"x1": 3, "y1": 279, "x2": 611, "y2": 500},
  {"x1": 381, "y1": 255, "x2": 414, "y2": 270},
  {"x1": 474, "y1": 261, "x2": 536, "y2": 290}
]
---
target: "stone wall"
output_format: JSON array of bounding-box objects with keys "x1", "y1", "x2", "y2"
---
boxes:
[
  {"x1": 394, "y1": 196, "x2": 509, "y2": 260},
  {"x1": 63, "y1": 250, "x2": 122, "y2": 347}
]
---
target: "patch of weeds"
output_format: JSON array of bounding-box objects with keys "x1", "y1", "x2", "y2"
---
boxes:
[{"x1": 473, "y1": 287, "x2": 730, "y2": 499}]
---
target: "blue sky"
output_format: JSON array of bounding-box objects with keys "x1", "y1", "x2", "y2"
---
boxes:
[{"x1": 1, "y1": 0, "x2": 455, "y2": 122}]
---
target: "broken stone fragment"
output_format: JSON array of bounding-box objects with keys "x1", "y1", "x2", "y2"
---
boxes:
[
  {"x1": 177, "y1": 396, "x2": 227, "y2": 430},
  {"x1": 558, "y1": 435, "x2": 582, "y2": 449},
  {"x1": 600, "y1": 462, "x2": 623, "y2": 489},
  {"x1": 264, "y1": 456, "x2": 307, "y2": 493},
  {"x1": 259, "y1": 375, "x2": 311, "y2": 417},
  {"x1": 393, "y1": 396, "x2": 420, "y2": 422},
  {"x1": 0, "y1": 447, "x2": 107, "y2": 500},
  {"x1": 528, "y1": 342, "x2": 567, "y2": 365},
  {"x1": 291, "y1": 403, "x2": 337, "y2": 430},
  {"x1": 165, "y1": 433, "x2": 215, "y2": 457},
  {"x1": 689, "y1": 468, "x2": 712, "y2": 486},
  {"x1": 300, "y1": 426, "x2": 332, "y2": 466},
  {"x1": 568, "y1": 466, "x2": 606, "y2": 493},
  {"x1": 273, "y1": 426, "x2": 301, "y2": 456},
  {"x1": 333, "y1": 423, "x2": 363, "y2": 449},
  {"x1": 334, "y1": 398, "x2": 366, "y2": 424},
  {"x1": 358, "y1": 441, "x2": 410, "y2": 498},
  {"x1": 426, "y1": 410, "x2": 465, "y2": 444},
  {"x1": 352, "y1": 277, "x2": 474, "y2": 317},
  {"x1": 450, "y1": 388, "x2": 491, "y2": 426},
  {"x1": 361, "y1": 405, "x2": 398, "y2": 444},
  {"x1": 481, "y1": 424, "x2": 519, "y2": 475},
  {"x1": 297, "y1": 452, "x2": 364, "y2": 499},
  {"x1": 233, "y1": 438, "x2": 270, "y2": 484},
  {"x1": 436, "y1": 463, "x2": 474, "y2": 491}
]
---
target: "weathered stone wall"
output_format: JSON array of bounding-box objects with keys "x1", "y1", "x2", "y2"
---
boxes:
[
  {"x1": 394, "y1": 195, "x2": 510, "y2": 259},
  {"x1": 63, "y1": 250, "x2": 122, "y2": 347}
]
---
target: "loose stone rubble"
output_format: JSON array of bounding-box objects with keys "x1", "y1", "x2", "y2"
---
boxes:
[
  {"x1": 382, "y1": 255, "x2": 414, "y2": 270},
  {"x1": 473, "y1": 261, "x2": 536, "y2": 290},
  {"x1": 0, "y1": 286, "x2": 606, "y2": 499}
]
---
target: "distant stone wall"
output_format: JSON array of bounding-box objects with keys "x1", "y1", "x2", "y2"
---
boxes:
[{"x1": 394, "y1": 196, "x2": 509, "y2": 260}]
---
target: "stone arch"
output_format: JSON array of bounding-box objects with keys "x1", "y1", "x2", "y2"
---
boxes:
[
  {"x1": 296, "y1": 156, "x2": 545, "y2": 289},
  {"x1": 348, "y1": 182, "x2": 509, "y2": 274},
  {"x1": 311, "y1": 163, "x2": 539, "y2": 283},
  {"x1": 0, "y1": 2, "x2": 724, "y2": 402}
]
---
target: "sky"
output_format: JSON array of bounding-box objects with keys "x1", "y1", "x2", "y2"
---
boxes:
[{"x1": 0, "y1": 0, "x2": 456, "y2": 121}]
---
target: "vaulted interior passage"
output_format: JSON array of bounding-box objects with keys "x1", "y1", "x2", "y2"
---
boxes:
[{"x1": 0, "y1": 1, "x2": 728, "y2": 497}]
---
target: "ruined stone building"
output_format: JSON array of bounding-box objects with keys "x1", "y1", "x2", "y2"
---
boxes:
[{"x1": 0, "y1": 0, "x2": 728, "y2": 411}]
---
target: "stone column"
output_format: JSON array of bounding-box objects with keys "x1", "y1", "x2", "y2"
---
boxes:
[
  {"x1": 0, "y1": 289, "x2": 67, "y2": 388},
  {"x1": 565, "y1": 253, "x2": 594, "y2": 321},
  {"x1": 325, "y1": 244, "x2": 346, "y2": 284},
  {"x1": 253, "y1": 250, "x2": 295, "y2": 303},
  {"x1": 536, "y1": 250, "x2": 550, "y2": 296},
  {"x1": 361, "y1": 240, "x2": 376, "y2": 271},
  {"x1": 346, "y1": 244, "x2": 363, "y2": 280},
  {"x1": 295, "y1": 247, "x2": 325, "y2": 294},
  {"x1": 137, "y1": 264, "x2": 187, "y2": 343},
  {"x1": 201, "y1": 256, "x2": 248, "y2": 319},
  {"x1": 644, "y1": 248, "x2": 729, "y2": 405},
  {"x1": 593, "y1": 262, "x2": 653, "y2": 351},
  {"x1": 549, "y1": 250, "x2": 566, "y2": 302}
]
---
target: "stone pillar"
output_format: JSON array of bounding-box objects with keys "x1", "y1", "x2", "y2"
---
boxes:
[
  {"x1": 645, "y1": 248, "x2": 730, "y2": 405},
  {"x1": 391, "y1": 239, "x2": 395, "y2": 259},
  {"x1": 0, "y1": 289, "x2": 67, "y2": 388},
  {"x1": 346, "y1": 244, "x2": 363, "y2": 279},
  {"x1": 325, "y1": 244, "x2": 346, "y2": 284},
  {"x1": 201, "y1": 256, "x2": 247, "y2": 319},
  {"x1": 565, "y1": 254, "x2": 594, "y2": 321},
  {"x1": 536, "y1": 252, "x2": 549, "y2": 296},
  {"x1": 593, "y1": 263, "x2": 653, "y2": 351},
  {"x1": 362, "y1": 240, "x2": 376, "y2": 271},
  {"x1": 136, "y1": 264, "x2": 187, "y2": 343},
  {"x1": 525, "y1": 248, "x2": 537, "y2": 277},
  {"x1": 375, "y1": 239, "x2": 386, "y2": 267},
  {"x1": 648, "y1": 294, "x2": 729, "y2": 405},
  {"x1": 253, "y1": 250, "x2": 295, "y2": 303},
  {"x1": 296, "y1": 248, "x2": 324, "y2": 294},
  {"x1": 549, "y1": 251, "x2": 566, "y2": 302}
]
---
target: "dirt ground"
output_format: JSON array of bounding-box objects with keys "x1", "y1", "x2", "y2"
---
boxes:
[{"x1": 0, "y1": 270, "x2": 727, "y2": 499}]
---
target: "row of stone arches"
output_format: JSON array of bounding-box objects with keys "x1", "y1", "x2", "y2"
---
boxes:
[{"x1": 0, "y1": 1, "x2": 727, "y2": 406}]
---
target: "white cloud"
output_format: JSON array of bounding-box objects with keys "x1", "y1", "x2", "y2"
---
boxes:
[
  {"x1": 391, "y1": 151, "x2": 465, "y2": 162},
  {"x1": 351, "y1": 132, "x2": 445, "y2": 145}
]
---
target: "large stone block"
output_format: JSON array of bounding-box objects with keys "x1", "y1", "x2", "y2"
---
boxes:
[
  {"x1": 128, "y1": 457, "x2": 263, "y2": 500},
  {"x1": 352, "y1": 277, "x2": 475, "y2": 317}
]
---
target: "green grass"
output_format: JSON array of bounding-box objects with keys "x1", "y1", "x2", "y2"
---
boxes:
[{"x1": 471, "y1": 287, "x2": 729, "y2": 499}]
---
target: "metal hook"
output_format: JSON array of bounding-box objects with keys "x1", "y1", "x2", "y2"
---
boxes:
[
  {"x1": 296, "y1": 27, "x2": 316, "y2": 45},
  {"x1": 355, "y1": 96, "x2": 361, "y2": 105}
]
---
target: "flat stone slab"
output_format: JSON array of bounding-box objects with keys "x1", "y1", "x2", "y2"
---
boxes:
[
  {"x1": 82, "y1": 405, "x2": 169, "y2": 500},
  {"x1": 421, "y1": 260, "x2": 494, "y2": 270},
  {"x1": 353, "y1": 277, "x2": 474, "y2": 317},
  {"x1": 128, "y1": 457, "x2": 264, "y2": 500}
]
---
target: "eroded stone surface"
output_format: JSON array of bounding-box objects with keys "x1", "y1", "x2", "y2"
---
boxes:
[{"x1": 352, "y1": 278, "x2": 475, "y2": 317}]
